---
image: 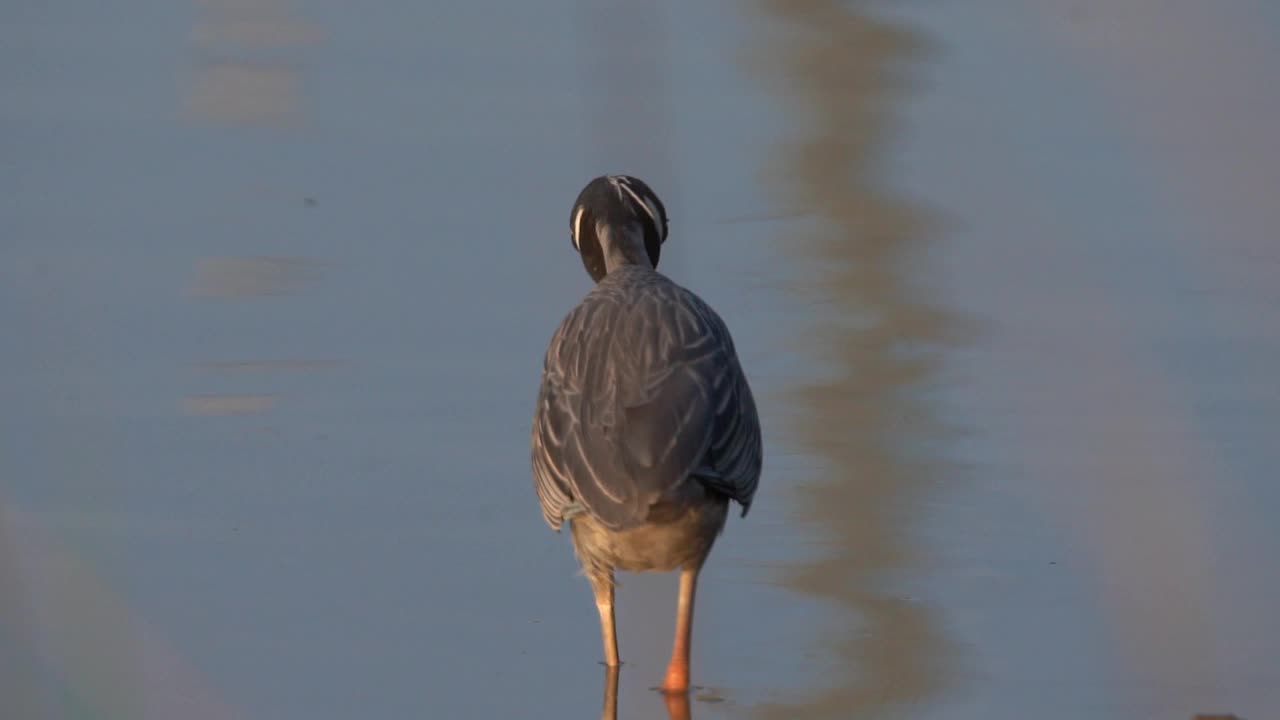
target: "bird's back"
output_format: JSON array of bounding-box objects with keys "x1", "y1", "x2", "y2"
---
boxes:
[{"x1": 532, "y1": 265, "x2": 761, "y2": 531}]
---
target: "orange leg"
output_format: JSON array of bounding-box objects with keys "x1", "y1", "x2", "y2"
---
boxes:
[{"x1": 662, "y1": 566, "x2": 699, "y2": 692}]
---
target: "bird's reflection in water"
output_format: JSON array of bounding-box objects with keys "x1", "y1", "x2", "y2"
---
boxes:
[
  {"x1": 599, "y1": 665, "x2": 691, "y2": 720},
  {"x1": 749, "y1": 0, "x2": 955, "y2": 716}
]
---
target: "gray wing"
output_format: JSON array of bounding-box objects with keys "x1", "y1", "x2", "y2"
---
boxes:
[{"x1": 531, "y1": 278, "x2": 762, "y2": 531}]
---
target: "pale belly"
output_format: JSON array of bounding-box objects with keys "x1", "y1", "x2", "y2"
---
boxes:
[{"x1": 568, "y1": 494, "x2": 730, "y2": 578}]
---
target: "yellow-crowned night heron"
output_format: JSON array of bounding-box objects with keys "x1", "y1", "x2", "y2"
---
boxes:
[{"x1": 531, "y1": 175, "x2": 762, "y2": 691}]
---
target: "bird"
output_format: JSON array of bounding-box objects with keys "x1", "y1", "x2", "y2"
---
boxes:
[{"x1": 531, "y1": 174, "x2": 762, "y2": 693}]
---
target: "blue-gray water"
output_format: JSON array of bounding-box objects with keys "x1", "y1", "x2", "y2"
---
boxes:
[{"x1": 3, "y1": 1, "x2": 1278, "y2": 719}]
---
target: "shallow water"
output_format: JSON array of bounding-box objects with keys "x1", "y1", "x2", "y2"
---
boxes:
[{"x1": 3, "y1": 1, "x2": 1278, "y2": 719}]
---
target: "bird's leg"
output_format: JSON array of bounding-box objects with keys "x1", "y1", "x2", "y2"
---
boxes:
[
  {"x1": 600, "y1": 663, "x2": 620, "y2": 720},
  {"x1": 662, "y1": 566, "x2": 700, "y2": 693},
  {"x1": 591, "y1": 571, "x2": 620, "y2": 667}
]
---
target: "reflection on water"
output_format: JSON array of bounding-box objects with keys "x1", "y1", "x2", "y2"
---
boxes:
[
  {"x1": 0, "y1": 507, "x2": 240, "y2": 720},
  {"x1": 185, "y1": 0, "x2": 323, "y2": 128},
  {"x1": 183, "y1": 393, "x2": 280, "y2": 416},
  {"x1": 186, "y1": 256, "x2": 326, "y2": 297},
  {"x1": 185, "y1": 62, "x2": 301, "y2": 128},
  {"x1": 752, "y1": 1, "x2": 958, "y2": 716},
  {"x1": 598, "y1": 667, "x2": 690, "y2": 720},
  {"x1": 183, "y1": 2, "x2": 333, "y2": 424},
  {"x1": 191, "y1": 359, "x2": 344, "y2": 374},
  {"x1": 9, "y1": 0, "x2": 1279, "y2": 715}
]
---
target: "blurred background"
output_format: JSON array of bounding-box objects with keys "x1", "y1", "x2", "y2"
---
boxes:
[{"x1": 3, "y1": 1, "x2": 1278, "y2": 718}]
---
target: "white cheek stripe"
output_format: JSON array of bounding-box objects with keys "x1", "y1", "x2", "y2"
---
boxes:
[
  {"x1": 640, "y1": 197, "x2": 663, "y2": 239},
  {"x1": 611, "y1": 177, "x2": 662, "y2": 237},
  {"x1": 572, "y1": 206, "x2": 586, "y2": 249}
]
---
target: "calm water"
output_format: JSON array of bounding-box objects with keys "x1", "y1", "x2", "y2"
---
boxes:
[{"x1": 3, "y1": 1, "x2": 1278, "y2": 719}]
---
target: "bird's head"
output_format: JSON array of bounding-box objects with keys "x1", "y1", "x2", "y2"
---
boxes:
[{"x1": 569, "y1": 175, "x2": 669, "y2": 283}]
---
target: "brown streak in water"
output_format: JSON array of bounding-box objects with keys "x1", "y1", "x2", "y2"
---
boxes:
[
  {"x1": 183, "y1": 393, "x2": 280, "y2": 416},
  {"x1": 751, "y1": 1, "x2": 957, "y2": 716},
  {"x1": 191, "y1": 20, "x2": 327, "y2": 50},
  {"x1": 184, "y1": 61, "x2": 302, "y2": 129},
  {"x1": 185, "y1": 0, "x2": 323, "y2": 129},
  {"x1": 190, "y1": 359, "x2": 346, "y2": 374},
  {"x1": 186, "y1": 256, "x2": 327, "y2": 297}
]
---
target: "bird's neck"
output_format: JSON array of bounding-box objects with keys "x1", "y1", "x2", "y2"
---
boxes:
[{"x1": 598, "y1": 223, "x2": 652, "y2": 274}]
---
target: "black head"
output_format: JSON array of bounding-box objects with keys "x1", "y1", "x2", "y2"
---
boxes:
[{"x1": 569, "y1": 175, "x2": 669, "y2": 283}]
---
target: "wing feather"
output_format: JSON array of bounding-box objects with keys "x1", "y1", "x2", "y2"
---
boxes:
[{"x1": 531, "y1": 270, "x2": 762, "y2": 530}]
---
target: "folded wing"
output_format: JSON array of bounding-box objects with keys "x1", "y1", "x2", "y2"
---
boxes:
[{"x1": 532, "y1": 278, "x2": 761, "y2": 531}]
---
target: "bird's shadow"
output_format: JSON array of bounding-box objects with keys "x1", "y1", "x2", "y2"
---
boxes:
[{"x1": 599, "y1": 665, "x2": 691, "y2": 720}]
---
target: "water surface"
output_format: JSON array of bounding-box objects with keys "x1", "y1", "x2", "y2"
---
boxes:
[{"x1": 4, "y1": 2, "x2": 1279, "y2": 719}]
